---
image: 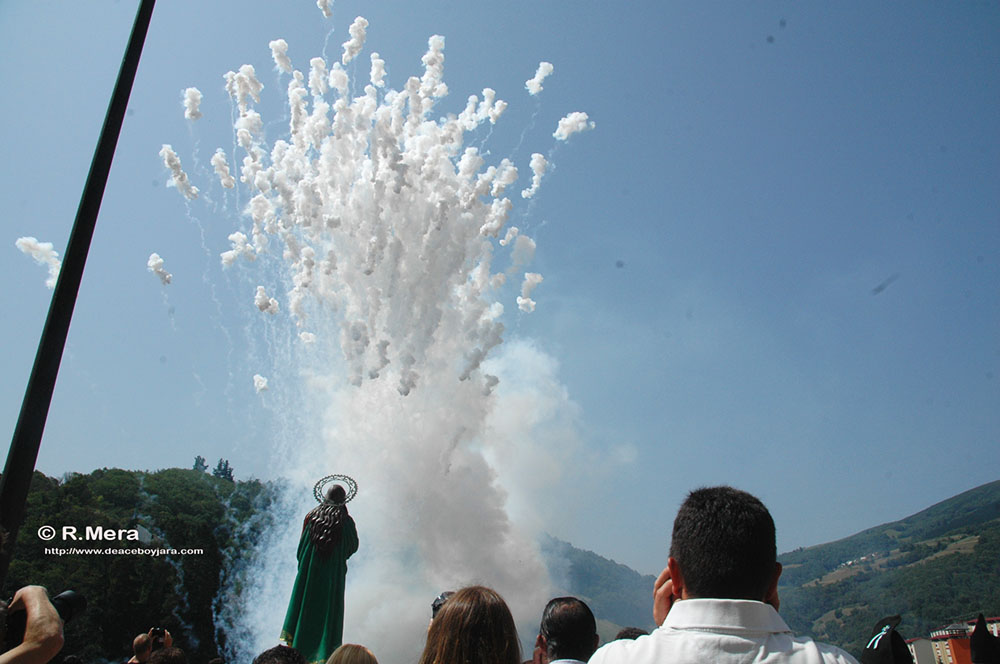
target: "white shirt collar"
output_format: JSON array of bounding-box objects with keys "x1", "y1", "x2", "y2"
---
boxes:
[{"x1": 663, "y1": 599, "x2": 792, "y2": 635}]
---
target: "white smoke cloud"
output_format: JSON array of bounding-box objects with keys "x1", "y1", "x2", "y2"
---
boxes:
[
  {"x1": 420, "y1": 35, "x2": 448, "y2": 99},
  {"x1": 254, "y1": 286, "x2": 279, "y2": 314},
  {"x1": 525, "y1": 61, "x2": 554, "y2": 95},
  {"x1": 500, "y1": 226, "x2": 519, "y2": 247},
  {"x1": 253, "y1": 374, "x2": 269, "y2": 392},
  {"x1": 183, "y1": 87, "x2": 202, "y2": 120},
  {"x1": 316, "y1": 0, "x2": 332, "y2": 18},
  {"x1": 341, "y1": 16, "x2": 368, "y2": 65},
  {"x1": 511, "y1": 235, "x2": 536, "y2": 269},
  {"x1": 211, "y1": 149, "x2": 236, "y2": 189},
  {"x1": 520, "y1": 153, "x2": 547, "y2": 199},
  {"x1": 309, "y1": 57, "x2": 328, "y2": 97},
  {"x1": 224, "y1": 64, "x2": 263, "y2": 114},
  {"x1": 194, "y1": 20, "x2": 596, "y2": 663},
  {"x1": 15, "y1": 237, "x2": 61, "y2": 288},
  {"x1": 269, "y1": 39, "x2": 293, "y2": 74},
  {"x1": 369, "y1": 52, "x2": 386, "y2": 88},
  {"x1": 159, "y1": 145, "x2": 199, "y2": 200},
  {"x1": 553, "y1": 111, "x2": 595, "y2": 140},
  {"x1": 220, "y1": 232, "x2": 255, "y2": 267},
  {"x1": 147, "y1": 253, "x2": 172, "y2": 285},
  {"x1": 517, "y1": 272, "x2": 543, "y2": 312}
]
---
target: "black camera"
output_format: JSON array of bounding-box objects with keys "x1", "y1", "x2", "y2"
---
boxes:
[
  {"x1": 2, "y1": 590, "x2": 87, "y2": 653},
  {"x1": 149, "y1": 627, "x2": 167, "y2": 651}
]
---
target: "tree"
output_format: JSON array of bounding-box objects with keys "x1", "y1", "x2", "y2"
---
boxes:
[
  {"x1": 213, "y1": 458, "x2": 234, "y2": 482},
  {"x1": 193, "y1": 455, "x2": 208, "y2": 472}
]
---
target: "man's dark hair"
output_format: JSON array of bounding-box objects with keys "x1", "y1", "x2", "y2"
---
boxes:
[
  {"x1": 614, "y1": 627, "x2": 648, "y2": 641},
  {"x1": 431, "y1": 591, "x2": 454, "y2": 619},
  {"x1": 148, "y1": 647, "x2": 188, "y2": 664},
  {"x1": 252, "y1": 645, "x2": 307, "y2": 664},
  {"x1": 538, "y1": 597, "x2": 598, "y2": 662},
  {"x1": 669, "y1": 486, "x2": 777, "y2": 600}
]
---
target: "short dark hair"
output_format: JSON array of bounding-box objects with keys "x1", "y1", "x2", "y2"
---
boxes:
[
  {"x1": 613, "y1": 627, "x2": 648, "y2": 640},
  {"x1": 148, "y1": 647, "x2": 188, "y2": 664},
  {"x1": 668, "y1": 486, "x2": 776, "y2": 600},
  {"x1": 539, "y1": 597, "x2": 598, "y2": 662},
  {"x1": 252, "y1": 645, "x2": 307, "y2": 664}
]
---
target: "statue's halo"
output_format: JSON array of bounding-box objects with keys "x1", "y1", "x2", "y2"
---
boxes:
[{"x1": 313, "y1": 474, "x2": 358, "y2": 504}]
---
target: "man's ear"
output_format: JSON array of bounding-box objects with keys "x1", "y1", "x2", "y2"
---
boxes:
[
  {"x1": 667, "y1": 557, "x2": 686, "y2": 598},
  {"x1": 764, "y1": 562, "x2": 782, "y2": 611}
]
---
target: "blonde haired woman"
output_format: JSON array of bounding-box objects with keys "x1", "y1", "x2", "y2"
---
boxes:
[{"x1": 325, "y1": 644, "x2": 378, "y2": 664}]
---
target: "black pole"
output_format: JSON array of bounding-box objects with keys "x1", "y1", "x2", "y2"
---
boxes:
[{"x1": 0, "y1": 0, "x2": 156, "y2": 589}]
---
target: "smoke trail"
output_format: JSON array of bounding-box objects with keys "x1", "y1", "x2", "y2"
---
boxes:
[
  {"x1": 269, "y1": 39, "x2": 293, "y2": 74},
  {"x1": 172, "y1": 16, "x2": 592, "y2": 663},
  {"x1": 183, "y1": 87, "x2": 203, "y2": 120},
  {"x1": 520, "y1": 153, "x2": 547, "y2": 199},
  {"x1": 553, "y1": 111, "x2": 595, "y2": 140},
  {"x1": 211, "y1": 149, "x2": 236, "y2": 189},
  {"x1": 525, "y1": 62, "x2": 554, "y2": 96},
  {"x1": 147, "y1": 253, "x2": 173, "y2": 285},
  {"x1": 159, "y1": 145, "x2": 199, "y2": 200},
  {"x1": 15, "y1": 236, "x2": 62, "y2": 288}
]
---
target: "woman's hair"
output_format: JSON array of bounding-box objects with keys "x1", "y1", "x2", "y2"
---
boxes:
[
  {"x1": 304, "y1": 484, "x2": 349, "y2": 555},
  {"x1": 417, "y1": 585, "x2": 521, "y2": 664},
  {"x1": 325, "y1": 644, "x2": 377, "y2": 664}
]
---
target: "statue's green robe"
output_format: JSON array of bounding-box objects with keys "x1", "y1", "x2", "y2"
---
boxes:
[{"x1": 280, "y1": 515, "x2": 359, "y2": 664}]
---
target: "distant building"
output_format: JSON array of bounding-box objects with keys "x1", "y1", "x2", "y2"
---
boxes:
[
  {"x1": 906, "y1": 638, "x2": 934, "y2": 664},
  {"x1": 908, "y1": 616, "x2": 1000, "y2": 664},
  {"x1": 930, "y1": 623, "x2": 971, "y2": 664}
]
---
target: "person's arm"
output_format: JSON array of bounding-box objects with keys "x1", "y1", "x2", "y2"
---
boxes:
[
  {"x1": 344, "y1": 515, "x2": 359, "y2": 558},
  {"x1": 0, "y1": 586, "x2": 64, "y2": 664}
]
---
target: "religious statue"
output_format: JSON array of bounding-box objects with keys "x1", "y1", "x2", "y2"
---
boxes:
[{"x1": 281, "y1": 474, "x2": 359, "y2": 664}]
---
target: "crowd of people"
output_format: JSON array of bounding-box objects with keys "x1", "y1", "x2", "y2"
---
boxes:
[{"x1": 6, "y1": 486, "x2": 996, "y2": 664}]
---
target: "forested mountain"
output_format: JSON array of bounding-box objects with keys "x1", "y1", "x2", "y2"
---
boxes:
[
  {"x1": 4, "y1": 468, "x2": 278, "y2": 663},
  {"x1": 5, "y1": 469, "x2": 998, "y2": 662},
  {"x1": 540, "y1": 534, "x2": 657, "y2": 639},
  {"x1": 777, "y1": 480, "x2": 1000, "y2": 655}
]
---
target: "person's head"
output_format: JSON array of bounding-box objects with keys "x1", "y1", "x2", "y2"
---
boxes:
[
  {"x1": 325, "y1": 644, "x2": 378, "y2": 664},
  {"x1": 325, "y1": 484, "x2": 347, "y2": 504},
  {"x1": 430, "y1": 591, "x2": 454, "y2": 620},
  {"x1": 418, "y1": 585, "x2": 520, "y2": 664},
  {"x1": 535, "y1": 597, "x2": 598, "y2": 663},
  {"x1": 613, "y1": 627, "x2": 648, "y2": 641},
  {"x1": 252, "y1": 645, "x2": 307, "y2": 664},
  {"x1": 133, "y1": 634, "x2": 153, "y2": 662},
  {"x1": 668, "y1": 486, "x2": 780, "y2": 602},
  {"x1": 148, "y1": 647, "x2": 187, "y2": 664}
]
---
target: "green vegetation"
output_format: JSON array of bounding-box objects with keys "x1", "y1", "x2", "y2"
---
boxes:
[
  {"x1": 540, "y1": 534, "x2": 657, "y2": 634},
  {"x1": 5, "y1": 468, "x2": 277, "y2": 663},
  {"x1": 779, "y1": 480, "x2": 1000, "y2": 657}
]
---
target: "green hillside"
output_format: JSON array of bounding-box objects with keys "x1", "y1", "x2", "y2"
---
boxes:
[
  {"x1": 778, "y1": 480, "x2": 1000, "y2": 655},
  {"x1": 540, "y1": 534, "x2": 657, "y2": 638}
]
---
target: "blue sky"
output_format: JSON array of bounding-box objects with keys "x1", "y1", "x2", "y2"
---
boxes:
[{"x1": 1, "y1": 1, "x2": 998, "y2": 581}]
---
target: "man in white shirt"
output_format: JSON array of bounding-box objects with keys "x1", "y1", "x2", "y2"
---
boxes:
[
  {"x1": 589, "y1": 486, "x2": 859, "y2": 664},
  {"x1": 534, "y1": 597, "x2": 600, "y2": 664}
]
